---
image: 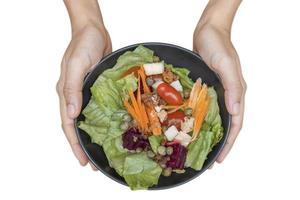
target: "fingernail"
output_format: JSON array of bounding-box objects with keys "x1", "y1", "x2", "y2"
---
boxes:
[
  {"x1": 232, "y1": 102, "x2": 240, "y2": 115},
  {"x1": 67, "y1": 104, "x2": 75, "y2": 118}
]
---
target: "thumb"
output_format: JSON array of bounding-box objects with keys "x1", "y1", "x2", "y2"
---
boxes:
[
  {"x1": 63, "y1": 57, "x2": 89, "y2": 119},
  {"x1": 213, "y1": 57, "x2": 243, "y2": 115}
]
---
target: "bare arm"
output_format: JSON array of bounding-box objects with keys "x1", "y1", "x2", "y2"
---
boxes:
[
  {"x1": 64, "y1": 0, "x2": 106, "y2": 34},
  {"x1": 57, "y1": 0, "x2": 111, "y2": 168},
  {"x1": 194, "y1": 0, "x2": 246, "y2": 163},
  {"x1": 197, "y1": 0, "x2": 241, "y2": 32}
]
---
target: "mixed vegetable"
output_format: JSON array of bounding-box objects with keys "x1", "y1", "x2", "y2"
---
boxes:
[{"x1": 78, "y1": 46, "x2": 224, "y2": 190}]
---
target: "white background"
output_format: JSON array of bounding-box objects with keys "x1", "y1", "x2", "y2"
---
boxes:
[{"x1": 0, "y1": 0, "x2": 300, "y2": 199}]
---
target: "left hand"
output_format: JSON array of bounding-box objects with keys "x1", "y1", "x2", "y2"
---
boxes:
[{"x1": 193, "y1": 22, "x2": 247, "y2": 163}]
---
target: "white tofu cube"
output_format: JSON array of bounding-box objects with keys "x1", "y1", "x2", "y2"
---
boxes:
[
  {"x1": 143, "y1": 62, "x2": 164, "y2": 76},
  {"x1": 175, "y1": 131, "x2": 192, "y2": 147},
  {"x1": 164, "y1": 125, "x2": 179, "y2": 141},
  {"x1": 170, "y1": 80, "x2": 183, "y2": 92}
]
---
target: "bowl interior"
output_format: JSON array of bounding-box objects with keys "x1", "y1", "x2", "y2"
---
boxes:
[{"x1": 75, "y1": 43, "x2": 230, "y2": 189}]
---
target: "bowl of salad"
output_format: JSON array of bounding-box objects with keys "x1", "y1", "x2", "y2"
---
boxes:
[{"x1": 75, "y1": 43, "x2": 230, "y2": 190}]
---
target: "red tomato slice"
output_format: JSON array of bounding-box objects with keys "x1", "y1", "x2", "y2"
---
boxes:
[
  {"x1": 157, "y1": 83, "x2": 183, "y2": 105},
  {"x1": 162, "y1": 111, "x2": 185, "y2": 130}
]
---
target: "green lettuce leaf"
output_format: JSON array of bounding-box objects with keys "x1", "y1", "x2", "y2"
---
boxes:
[
  {"x1": 185, "y1": 87, "x2": 224, "y2": 170},
  {"x1": 100, "y1": 45, "x2": 154, "y2": 81},
  {"x1": 79, "y1": 45, "x2": 163, "y2": 190},
  {"x1": 123, "y1": 152, "x2": 162, "y2": 190},
  {"x1": 148, "y1": 135, "x2": 164, "y2": 154},
  {"x1": 204, "y1": 87, "x2": 220, "y2": 124},
  {"x1": 79, "y1": 73, "x2": 138, "y2": 145},
  {"x1": 102, "y1": 136, "x2": 128, "y2": 175},
  {"x1": 185, "y1": 131, "x2": 215, "y2": 170},
  {"x1": 165, "y1": 63, "x2": 194, "y2": 89}
]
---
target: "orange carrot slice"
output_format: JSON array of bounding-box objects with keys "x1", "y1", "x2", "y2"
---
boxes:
[
  {"x1": 192, "y1": 98, "x2": 210, "y2": 140},
  {"x1": 146, "y1": 106, "x2": 161, "y2": 135},
  {"x1": 193, "y1": 84, "x2": 208, "y2": 115},
  {"x1": 138, "y1": 68, "x2": 151, "y2": 93},
  {"x1": 123, "y1": 100, "x2": 140, "y2": 125},
  {"x1": 188, "y1": 79, "x2": 202, "y2": 108}
]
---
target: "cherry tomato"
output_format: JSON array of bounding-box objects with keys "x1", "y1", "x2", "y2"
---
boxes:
[
  {"x1": 157, "y1": 83, "x2": 183, "y2": 105},
  {"x1": 162, "y1": 111, "x2": 185, "y2": 130}
]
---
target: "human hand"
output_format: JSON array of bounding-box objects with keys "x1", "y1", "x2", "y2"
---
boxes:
[
  {"x1": 193, "y1": 22, "x2": 246, "y2": 163},
  {"x1": 56, "y1": 25, "x2": 112, "y2": 168}
]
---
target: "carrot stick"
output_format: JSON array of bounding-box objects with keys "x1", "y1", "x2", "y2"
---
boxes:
[
  {"x1": 137, "y1": 75, "x2": 142, "y2": 108},
  {"x1": 129, "y1": 90, "x2": 144, "y2": 129},
  {"x1": 141, "y1": 103, "x2": 149, "y2": 125},
  {"x1": 123, "y1": 100, "x2": 141, "y2": 125},
  {"x1": 191, "y1": 98, "x2": 210, "y2": 141},
  {"x1": 138, "y1": 68, "x2": 151, "y2": 93},
  {"x1": 146, "y1": 106, "x2": 161, "y2": 135},
  {"x1": 188, "y1": 79, "x2": 202, "y2": 108},
  {"x1": 136, "y1": 75, "x2": 145, "y2": 129},
  {"x1": 193, "y1": 84, "x2": 208, "y2": 115},
  {"x1": 167, "y1": 101, "x2": 188, "y2": 114}
]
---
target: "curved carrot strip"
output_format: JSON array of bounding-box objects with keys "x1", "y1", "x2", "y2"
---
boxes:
[{"x1": 138, "y1": 68, "x2": 151, "y2": 94}]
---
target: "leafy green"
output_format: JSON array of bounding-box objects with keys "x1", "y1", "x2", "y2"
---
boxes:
[
  {"x1": 185, "y1": 131, "x2": 215, "y2": 170},
  {"x1": 79, "y1": 45, "x2": 225, "y2": 189},
  {"x1": 165, "y1": 63, "x2": 194, "y2": 89},
  {"x1": 102, "y1": 136, "x2": 128, "y2": 175},
  {"x1": 204, "y1": 87, "x2": 220, "y2": 124},
  {"x1": 79, "y1": 45, "x2": 164, "y2": 190},
  {"x1": 123, "y1": 152, "x2": 162, "y2": 190},
  {"x1": 185, "y1": 87, "x2": 224, "y2": 170},
  {"x1": 100, "y1": 45, "x2": 154, "y2": 81},
  {"x1": 148, "y1": 135, "x2": 164, "y2": 154}
]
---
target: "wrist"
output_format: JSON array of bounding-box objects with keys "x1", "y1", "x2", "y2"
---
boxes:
[
  {"x1": 64, "y1": 0, "x2": 106, "y2": 36},
  {"x1": 195, "y1": 0, "x2": 241, "y2": 34},
  {"x1": 72, "y1": 21, "x2": 106, "y2": 38}
]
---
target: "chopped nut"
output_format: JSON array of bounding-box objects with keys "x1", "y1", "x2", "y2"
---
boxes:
[
  {"x1": 141, "y1": 92, "x2": 160, "y2": 107},
  {"x1": 157, "y1": 110, "x2": 168, "y2": 123},
  {"x1": 162, "y1": 68, "x2": 178, "y2": 83},
  {"x1": 181, "y1": 117, "x2": 194, "y2": 133}
]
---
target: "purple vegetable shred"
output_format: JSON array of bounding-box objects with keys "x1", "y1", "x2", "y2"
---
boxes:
[
  {"x1": 122, "y1": 127, "x2": 149, "y2": 150},
  {"x1": 166, "y1": 143, "x2": 187, "y2": 169}
]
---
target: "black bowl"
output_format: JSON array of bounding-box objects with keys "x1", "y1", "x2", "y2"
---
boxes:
[{"x1": 75, "y1": 42, "x2": 230, "y2": 190}]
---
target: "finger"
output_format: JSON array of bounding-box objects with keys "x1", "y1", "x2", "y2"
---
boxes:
[
  {"x1": 59, "y1": 92, "x2": 89, "y2": 166},
  {"x1": 213, "y1": 57, "x2": 243, "y2": 116},
  {"x1": 89, "y1": 162, "x2": 98, "y2": 171},
  {"x1": 63, "y1": 56, "x2": 90, "y2": 119},
  {"x1": 217, "y1": 95, "x2": 245, "y2": 163},
  {"x1": 58, "y1": 75, "x2": 88, "y2": 166}
]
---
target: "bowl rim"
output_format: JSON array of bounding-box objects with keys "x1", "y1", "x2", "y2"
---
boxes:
[{"x1": 74, "y1": 42, "x2": 231, "y2": 190}]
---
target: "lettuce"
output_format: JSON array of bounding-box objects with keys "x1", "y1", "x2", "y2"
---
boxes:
[
  {"x1": 79, "y1": 45, "x2": 224, "y2": 189},
  {"x1": 185, "y1": 87, "x2": 224, "y2": 170},
  {"x1": 123, "y1": 152, "x2": 162, "y2": 190},
  {"x1": 185, "y1": 131, "x2": 215, "y2": 170},
  {"x1": 102, "y1": 136, "x2": 128, "y2": 175},
  {"x1": 165, "y1": 63, "x2": 194, "y2": 89},
  {"x1": 79, "y1": 45, "x2": 163, "y2": 190},
  {"x1": 148, "y1": 135, "x2": 164, "y2": 154},
  {"x1": 99, "y1": 45, "x2": 154, "y2": 81}
]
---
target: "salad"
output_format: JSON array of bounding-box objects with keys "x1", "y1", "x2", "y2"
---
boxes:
[{"x1": 78, "y1": 45, "x2": 224, "y2": 190}]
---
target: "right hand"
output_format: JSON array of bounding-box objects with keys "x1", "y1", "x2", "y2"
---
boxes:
[{"x1": 56, "y1": 25, "x2": 112, "y2": 168}]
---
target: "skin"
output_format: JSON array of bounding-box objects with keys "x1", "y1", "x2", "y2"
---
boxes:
[
  {"x1": 193, "y1": 0, "x2": 246, "y2": 163},
  {"x1": 56, "y1": 0, "x2": 112, "y2": 170},
  {"x1": 57, "y1": 0, "x2": 246, "y2": 169}
]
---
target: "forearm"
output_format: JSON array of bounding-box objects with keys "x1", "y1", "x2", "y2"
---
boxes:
[
  {"x1": 198, "y1": 0, "x2": 242, "y2": 32},
  {"x1": 64, "y1": 0, "x2": 105, "y2": 35}
]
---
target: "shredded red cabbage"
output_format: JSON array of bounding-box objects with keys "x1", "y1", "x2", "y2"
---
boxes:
[
  {"x1": 122, "y1": 127, "x2": 149, "y2": 150},
  {"x1": 166, "y1": 143, "x2": 187, "y2": 169}
]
